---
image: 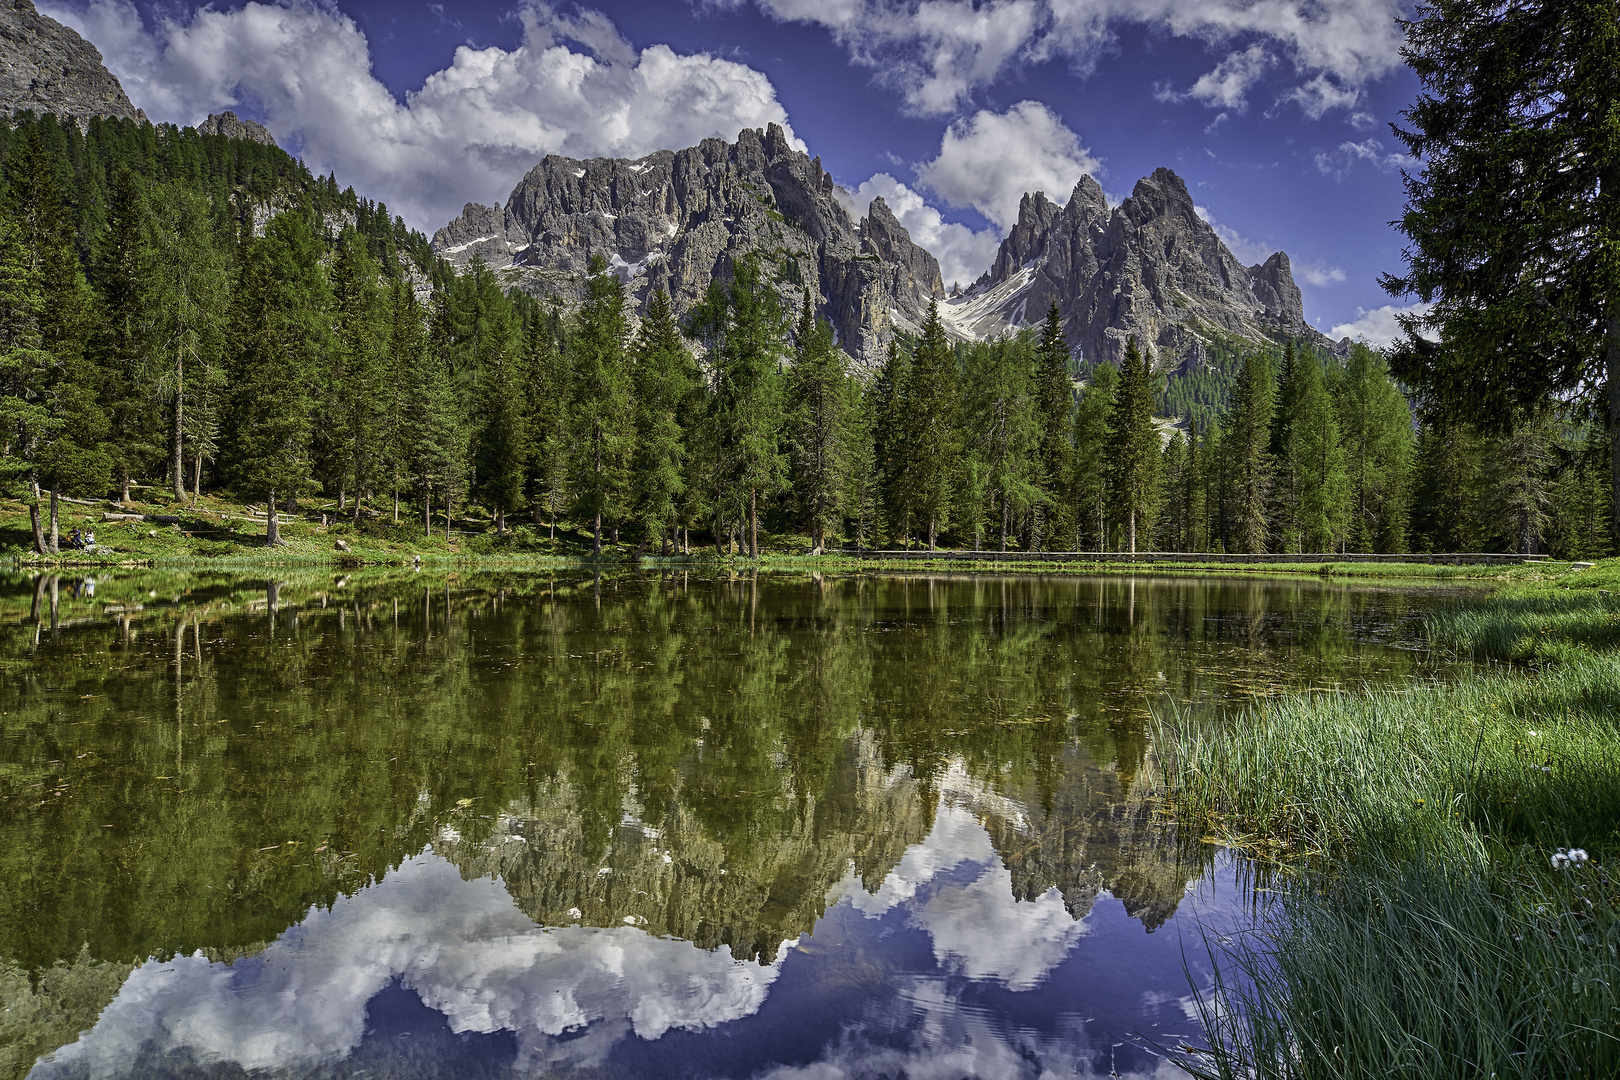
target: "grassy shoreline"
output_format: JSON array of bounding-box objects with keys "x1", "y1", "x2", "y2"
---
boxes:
[
  {"x1": 1158, "y1": 559, "x2": 1620, "y2": 1078},
  {"x1": 3, "y1": 495, "x2": 1571, "y2": 581}
]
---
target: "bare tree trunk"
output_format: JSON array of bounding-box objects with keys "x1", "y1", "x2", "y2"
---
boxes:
[
  {"x1": 267, "y1": 489, "x2": 281, "y2": 546},
  {"x1": 393, "y1": 490, "x2": 399, "y2": 524},
  {"x1": 121, "y1": 472, "x2": 131, "y2": 504},
  {"x1": 593, "y1": 510, "x2": 603, "y2": 555},
  {"x1": 1128, "y1": 508, "x2": 1137, "y2": 555},
  {"x1": 48, "y1": 485, "x2": 59, "y2": 553},
  {"x1": 172, "y1": 346, "x2": 185, "y2": 501},
  {"x1": 497, "y1": 507, "x2": 506, "y2": 534},
  {"x1": 29, "y1": 497, "x2": 44, "y2": 555},
  {"x1": 192, "y1": 449, "x2": 203, "y2": 499},
  {"x1": 1000, "y1": 496, "x2": 1009, "y2": 552},
  {"x1": 750, "y1": 488, "x2": 758, "y2": 557}
]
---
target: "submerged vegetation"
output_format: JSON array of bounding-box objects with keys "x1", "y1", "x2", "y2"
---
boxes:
[{"x1": 1159, "y1": 559, "x2": 1620, "y2": 1078}]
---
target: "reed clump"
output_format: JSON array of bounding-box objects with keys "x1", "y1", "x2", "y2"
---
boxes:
[{"x1": 1159, "y1": 569, "x2": 1620, "y2": 1079}]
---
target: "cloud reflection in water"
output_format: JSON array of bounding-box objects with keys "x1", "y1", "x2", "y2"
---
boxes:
[{"x1": 34, "y1": 802, "x2": 1224, "y2": 1079}]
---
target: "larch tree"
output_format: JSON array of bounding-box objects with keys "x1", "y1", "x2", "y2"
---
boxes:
[
  {"x1": 1337, "y1": 344, "x2": 1414, "y2": 552},
  {"x1": 1284, "y1": 353, "x2": 1350, "y2": 552},
  {"x1": 962, "y1": 334, "x2": 1041, "y2": 552},
  {"x1": 631, "y1": 289, "x2": 695, "y2": 552},
  {"x1": 1072, "y1": 360, "x2": 1117, "y2": 550},
  {"x1": 569, "y1": 255, "x2": 635, "y2": 554},
  {"x1": 712, "y1": 259, "x2": 787, "y2": 557}
]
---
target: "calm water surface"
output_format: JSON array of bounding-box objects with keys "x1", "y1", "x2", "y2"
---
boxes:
[{"x1": 0, "y1": 571, "x2": 1475, "y2": 1079}]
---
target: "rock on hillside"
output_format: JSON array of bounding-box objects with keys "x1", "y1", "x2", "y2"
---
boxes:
[
  {"x1": 195, "y1": 110, "x2": 276, "y2": 147},
  {"x1": 433, "y1": 124, "x2": 945, "y2": 366},
  {"x1": 944, "y1": 167, "x2": 1337, "y2": 369},
  {"x1": 0, "y1": 0, "x2": 141, "y2": 123}
]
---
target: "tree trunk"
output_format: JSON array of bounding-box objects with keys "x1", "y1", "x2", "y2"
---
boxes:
[
  {"x1": 1128, "y1": 507, "x2": 1137, "y2": 555},
  {"x1": 121, "y1": 473, "x2": 131, "y2": 504},
  {"x1": 1000, "y1": 496, "x2": 1009, "y2": 552},
  {"x1": 48, "y1": 485, "x2": 59, "y2": 554},
  {"x1": 29, "y1": 498, "x2": 44, "y2": 555},
  {"x1": 497, "y1": 508, "x2": 506, "y2": 534},
  {"x1": 172, "y1": 346, "x2": 185, "y2": 501},
  {"x1": 928, "y1": 514, "x2": 937, "y2": 552},
  {"x1": 192, "y1": 449, "x2": 203, "y2": 499},
  {"x1": 393, "y1": 490, "x2": 399, "y2": 524},
  {"x1": 339, "y1": 487, "x2": 346, "y2": 513},
  {"x1": 750, "y1": 488, "x2": 758, "y2": 558},
  {"x1": 424, "y1": 484, "x2": 432, "y2": 538},
  {"x1": 593, "y1": 510, "x2": 602, "y2": 555},
  {"x1": 267, "y1": 489, "x2": 281, "y2": 546}
]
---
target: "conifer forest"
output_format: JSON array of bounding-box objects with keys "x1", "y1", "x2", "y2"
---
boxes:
[{"x1": 1, "y1": 111, "x2": 1613, "y2": 560}]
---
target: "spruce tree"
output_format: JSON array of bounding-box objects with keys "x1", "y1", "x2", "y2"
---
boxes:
[
  {"x1": 871, "y1": 341, "x2": 912, "y2": 546},
  {"x1": 1492, "y1": 412, "x2": 1557, "y2": 555},
  {"x1": 1157, "y1": 431, "x2": 1188, "y2": 551},
  {"x1": 786, "y1": 293, "x2": 852, "y2": 553},
  {"x1": 0, "y1": 212, "x2": 59, "y2": 551},
  {"x1": 902, "y1": 302, "x2": 961, "y2": 550},
  {"x1": 524, "y1": 304, "x2": 572, "y2": 540},
  {"x1": 220, "y1": 211, "x2": 330, "y2": 544},
  {"x1": 92, "y1": 165, "x2": 161, "y2": 503},
  {"x1": 1226, "y1": 350, "x2": 1275, "y2": 553},
  {"x1": 1033, "y1": 302, "x2": 1075, "y2": 549},
  {"x1": 1107, "y1": 337, "x2": 1160, "y2": 553},
  {"x1": 712, "y1": 259, "x2": 787, "y2": 557}
]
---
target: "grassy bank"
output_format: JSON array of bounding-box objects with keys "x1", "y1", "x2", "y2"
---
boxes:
[
  {"x1": 1159, "y1": 559, "x2": 1620, "y2": 1078},
  {"x1": 1, "y1": 497, "x2": 1579, "y2": 581}
]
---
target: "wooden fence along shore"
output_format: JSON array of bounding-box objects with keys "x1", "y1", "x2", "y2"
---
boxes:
[{"x1": 829, "y1": 550, "x2": 1554, "y2": 567}]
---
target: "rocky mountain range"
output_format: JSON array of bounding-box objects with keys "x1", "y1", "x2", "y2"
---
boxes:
[
  {"x1": 948, "y1": 167, "x2": 1336, "y2": 367},
  {"x1": 433, "y1": 123, "x2": 943, "y2": 365},
  {"x1": 0, "y1": 0, "x2": 141, "y2": 124},
  {"x1": 435, "y1": 129, "x2": 1336, "y2": 369}
]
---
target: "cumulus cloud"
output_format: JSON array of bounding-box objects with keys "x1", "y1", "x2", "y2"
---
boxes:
[
  {"x1": 1283, "y1": 73, "x2": 1363, "y2": 119},
  {"x1": 1295, "y1": 261, "x2": 1347, "y2": 287},
  {"x1": 730, "y1": 0, "x2": 1408, "y2": 117},
  {"x1": 39, "y1": 0, "x2": 800, "y2": 230},
  {"x1": 1185, "y1": 44, "x2": 1273, "y2": 111},
  {"x1": 1314, "y1": 137, "x2": 1417, "y2": 178},
  {"x1": 34, "y1": 853, "x2": 788, "y2": 1077},
  {"x1": 915, "y1": 101, "x2": 1101, "y2": 232},
  {"x1": 1330, "y1": 301, "x2": 1435, "y2": 347},
  {"x1": 848, "y1": 173, "x2": 1002, "y2": 289}
]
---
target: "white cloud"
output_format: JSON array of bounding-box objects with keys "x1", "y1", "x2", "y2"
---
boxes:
[
  {"x1": 33, "y1": 852, "x2": 788, "y2": 1077},
  {"x1": 850, "y1": 173, "x2": 1002, "y2": 289},
  {"x1": 734, "y1": 0, "x2": 1408, "y2": 117},
  {"x1": 1330, "y1": 301, "x2": 1435, "y2": 347},
  {"x1": 1296, "y1": 261, "x2": 1346, "y2": 287},
  {"x1": 1283, "y1": 73, "x2": 1362, "y2": 118},
  {"x1": 1314, "y1": 137, "x2": 1417, "y2": 178},
  {"x1": 915, "y1": 101, "x2": 1101, "y2": 231},
  {"x1": 1185, "y1": 44, "x2": 1272, "y2": 111},
  {"x1": 39, "y1": 0, "x2": 801, "y2": 231}
]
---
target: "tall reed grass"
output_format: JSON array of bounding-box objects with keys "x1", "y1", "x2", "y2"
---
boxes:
[{"x1": 1158, "y1": 579, "x2": 1620, "y2": 1079}]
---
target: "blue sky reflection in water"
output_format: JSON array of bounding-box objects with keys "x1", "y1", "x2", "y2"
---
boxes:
[{"x1": 34, "y1": 818, "x2": 1247, "y2": 1080}]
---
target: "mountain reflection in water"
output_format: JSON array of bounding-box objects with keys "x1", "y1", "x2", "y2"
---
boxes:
[
  {"x1": 31, "y1": 804, "x2": 1242, "y2": 1080},
  {"x1": 0, "y1": 571, "x2": 1474, "y2": 1079}
]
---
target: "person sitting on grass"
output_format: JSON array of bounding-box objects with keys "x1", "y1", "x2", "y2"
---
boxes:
[{"x1": 69, "y1": 528, "x2": 83, "y2": 550}]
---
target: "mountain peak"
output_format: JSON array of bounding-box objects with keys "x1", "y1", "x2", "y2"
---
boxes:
[{"x1": 1, "y1": 0, "x2": 141, "y2": 124}]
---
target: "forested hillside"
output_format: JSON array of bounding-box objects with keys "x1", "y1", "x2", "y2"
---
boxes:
[{"x1": 0, "y1": 112, "x2": 1612, "y2": 560}]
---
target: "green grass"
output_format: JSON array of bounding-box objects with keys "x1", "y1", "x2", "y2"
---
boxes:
[{"x1": 1157, "y1": 558, "x2": 1620, "y2": 1079}]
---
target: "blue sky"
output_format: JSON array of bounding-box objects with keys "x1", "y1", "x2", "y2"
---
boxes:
[{"x1": 41, "y1": 0, "x2": 1428, "y2": 341}]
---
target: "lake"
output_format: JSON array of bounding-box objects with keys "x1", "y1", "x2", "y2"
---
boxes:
[{"x1": 0, "y1": 570, "x2": 1474, "y2": 1079}]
